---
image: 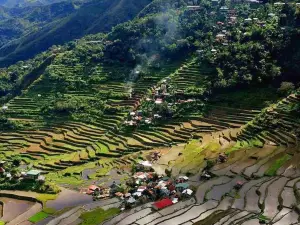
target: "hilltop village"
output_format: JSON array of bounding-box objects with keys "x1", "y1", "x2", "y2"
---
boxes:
[{"x1": 0, "y1": 0, "x2": 299, "y2": 224}]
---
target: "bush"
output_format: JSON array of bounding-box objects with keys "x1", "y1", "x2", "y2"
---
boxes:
[
  {"x1": 206, "y1": 160, "x2": 215, "y2": 170},
  {"x1": 277, "y1": 82, "x2": 295, "y2": 95}
]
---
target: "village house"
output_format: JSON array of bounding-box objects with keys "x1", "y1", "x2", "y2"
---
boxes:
[
  {"x1": 2, "y1": 105, "x2": 8, "y2": 111},
  {"x1": 155, "y1": 98, "x2": 163, "y2": 104},
  {"x1": 229, "y1": 16, "x2": 237, "y2": 23},
  {"x1": 211, "y1": 0, "x2": 219, "y2": 6},
  {"x1": 220, "y1": 6, "x2": 229, "y2": 12},
  {"x1": 216, "y1": 33, "x2": 226, "y2": 42},
  {"x1": 187, "y1": 5, "x2": 201, "y2": 11},
  {"x1": 211, "y1": 48, "x2": 217, "y2": 54},
  {"x1": 244, "y1": 18, "x2": 253, "y2": 24},
  {"x1": 136, "y1": 161, "x2": 153, "y2": 172},
  {"x1": 26, "y1": 170, "x2": 42, "y2": 180}
]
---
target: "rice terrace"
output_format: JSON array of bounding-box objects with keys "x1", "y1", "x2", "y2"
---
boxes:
[{"x1": 0, "y1": 0, "x2": 299, "y2": 224}]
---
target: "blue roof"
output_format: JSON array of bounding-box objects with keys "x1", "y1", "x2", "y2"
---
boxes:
[{"x1": 175, "y1": 183, "x2": 189, "y2": 189}]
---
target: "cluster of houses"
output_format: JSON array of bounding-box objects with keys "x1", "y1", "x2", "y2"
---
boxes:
[
  {"x1": 192, "y1": 0, "x2": 292, "y2": 57},
  {"x1": 118, "y1": 162, "x2": 194, "y2": 210},
  {"x1": 124, "y1": 75, "x2": 199, "y2": 127},
  {"x1": 86, "y1": 158, "x2": 194, "y2": 210},
  {"x1": 124, "y1": 79, "x2": 173, "y2": 127}
]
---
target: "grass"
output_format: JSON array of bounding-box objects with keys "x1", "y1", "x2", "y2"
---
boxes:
[
  {"x1": 36, "y1": 193, "x2": 58, "y2": 205},
  {"x1": 43, "y1": 207, "x2": 56, "y2": 214},
  {"x1": 225, "y1": 138, "x2": 263, "y2": 154},
  {"x1": 88, "y1": 167, "x2": 111, "y2": 179},
  {"x1": 265, "y1": 154, "x2": 292, "y2": 176},
  {"x1": 29, "y1": 211, "x2": 49, "y2": 223},
  {"x1": 47, "y1": 172, "x2": 84, "y2": 185},
  {"x1": 79, "y1": 207, "x2": 120, "y2": 225},
  {"x1": 257, "y1": 214, "x2": 270, "y2": 223},
  {"x1": 174, "y1": 140, "x2": 218, "y2": 174},
  {"x1": 0, "y1": 221, "x2": 4, "y2": 225},
  {"x1": 96, "y1": 142, "x2": 109, "y2": 153}
]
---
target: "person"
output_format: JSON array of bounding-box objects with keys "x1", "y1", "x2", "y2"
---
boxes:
[
  {"x1": 234, "y1": 181, "x2": 243, "y2": 190},
  {"x1": 201, "y1": 170, "x2": 211, "y2": 180},
  {"x1": 218, "y1": 153, "x2": 228, "y2": 163}
]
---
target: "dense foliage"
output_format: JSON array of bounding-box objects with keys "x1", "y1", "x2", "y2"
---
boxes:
[
  {"x1": 0, "y1": 0, "x2": 152, "y2": 67},
  {"x1": 0, "y1": 0, "x2": 300, "y2": 123},
  {"x1": 204, "y1": 3, "x2": 300, "y2": 89}
]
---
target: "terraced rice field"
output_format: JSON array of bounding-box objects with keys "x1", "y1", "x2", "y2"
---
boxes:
[
  {"x1": 102, "y1": 171, "x2": 300, "y2": 225},
  {"x1": 1, "y1": 55, "x2": 300, "y2": 225},
  {"x1": 101, "y1": 93, "x2": 300, "y2": 225}
]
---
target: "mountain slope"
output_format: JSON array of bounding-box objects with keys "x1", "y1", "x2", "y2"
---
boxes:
[
  {"x1": 0, "y1": 0, "x2": 69, "y2": 8},
  {"x1": 0, "y1": 1, "x2": 84, "y2": 48},
  {"x1": 0, "y1": 0, "x2": 152, "y2": 67}
]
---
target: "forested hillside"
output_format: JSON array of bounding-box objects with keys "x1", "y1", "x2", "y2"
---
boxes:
[
  {"x1": 0, "y1": 0, "x2": 86, "y2": 48},
  {"x1": 0, "y1": 0, "x2": 70, "y2": 8},
  {"x1": 0, "y1": 0, "x2": 152, "y2": 67}
]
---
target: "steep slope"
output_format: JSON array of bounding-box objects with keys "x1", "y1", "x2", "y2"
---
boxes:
[
  {"x1": 0, "y1": 1, "x2": 84, "y2": 48},
  {"x1": 0, "y1": 1, "x2": 300, "y2": 224},
  {"x1": 0, "y1": 0, "x2": 70, "y2": 8},
  {"x1": 0, "y1": 0, "x2": 152, "y2": 67}
]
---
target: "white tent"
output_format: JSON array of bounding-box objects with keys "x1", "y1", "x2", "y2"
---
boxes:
[
  {"x1": 182, "y1": 189, "x2": 193, "y2": 195},
  {"x1": 139, "y1": 161, "x2": 152, "y2": 167}
]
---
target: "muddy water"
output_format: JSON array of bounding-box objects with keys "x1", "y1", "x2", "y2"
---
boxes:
[
  {"x1": 206, "y1": 176, "x2": 245, "y2": 201},
  {"x1": 81, "y1": 167, "x2": 98, "y2": 180},
  {"x1": 0, "y1": 197, "x2": 34, "y2": 222},
  {"x1": 46, "y1": 188, "x2": 93, "y2": 210}
]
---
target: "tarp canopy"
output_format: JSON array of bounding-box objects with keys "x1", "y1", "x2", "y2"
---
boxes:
[
  {"x1": 175, "y1": 183, "x2": 189, "y2": 189},
  {"x1": 88, "y1": 185, "x2": 100, "y2": 190},
  {"x1": 182, "y1": 189, "x2": 193, "y2": 195},
  {"x1": 27, "y1": 170, "x2": 41, "y2": 176},
  {"x1": 139, "y1": 161, "x2": 152, "y2": 167},
  {"x1": 153, "y1": 198, "x2": 173, "y2": 210},
  {"x1": 127, "y1": 197, "x2": 136, "y2": 203}
]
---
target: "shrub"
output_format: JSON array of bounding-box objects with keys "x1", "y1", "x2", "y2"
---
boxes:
[
  {"x1": 278, "y1": 82, "x2": 295, "y2": 95},
  {"x1": 206, "y1": 160, "x2": 215, "y2": 170}
]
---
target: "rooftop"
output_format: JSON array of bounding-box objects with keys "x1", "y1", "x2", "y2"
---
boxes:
[{"x1": 27, "y1": 170, "x2": 42, "y2": 176}]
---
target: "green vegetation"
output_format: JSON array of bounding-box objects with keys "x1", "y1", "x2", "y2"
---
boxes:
[
  {"x1": 0, "y1": 0, "x2": 298, "y2": 199},
  {"x1": 265, "y1": 154, "x2": 292, "y2": 176},
  {"x1": 0, "y1": 0, "x2": 152, "y2": 67},
  {"x1": 37, "y1": 193, "x2": 58, "y2": 205},
  {"x1": 43, "y1": 207, "x2": 56, "y2": 214},
  {"x1": 257, "y1": 214, "x2": 270, "y2": 223},
  {"x1": 210, "y1": 87, "x2": 281, "y2": 109},
  {"x1": 29, "y1": 211, "x2": 49, "y2": 223},
  {"x1": 79, "y1": 207, "x2": 120, "y2": 225},
  {"x1": 46, "y1": 173, "x2": 84, "y2": 186},
  {"x1": 28, "y1": 206, "x2": 56, "y2": 223},
  {"x1": 226, "y1": 139, "x2": 263, "y2": 154}
]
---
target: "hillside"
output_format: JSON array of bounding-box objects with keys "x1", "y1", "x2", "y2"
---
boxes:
[
  {"x1": 0, "y1": 0, "x2": 152, "y2": 67},
  {"x1": 0, "y1": 0, "x2": 299, "y2": 224},
  {"x1": 0, "y1": 0, "x2": 86, "y2": 48},
  {"x1": 0, "y1": 0, "x2": 70, "y2": 8}
]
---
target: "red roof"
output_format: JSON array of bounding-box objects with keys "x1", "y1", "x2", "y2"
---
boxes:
[
  {"x1": 88, "y1": 185, "x2": 99, "y2": 190},
  {"x1": 153, "y1": 198, "x2": 173, "y2": 210}
]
